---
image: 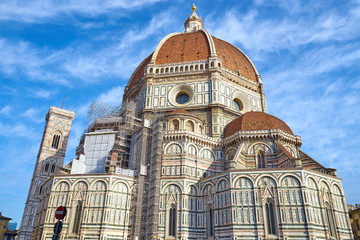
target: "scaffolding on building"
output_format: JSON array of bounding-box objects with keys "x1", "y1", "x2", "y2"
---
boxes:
[
  {"x1": 86, "y1": 100, "x2": 122, "y2": 128},
  {"x1": 145, "y1": 107, "x2": 164, "y2": 239}
]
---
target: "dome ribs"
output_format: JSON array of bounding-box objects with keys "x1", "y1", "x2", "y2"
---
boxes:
[
  {"x1": 156, "y1": 31, "x2": 210, "y2": 64},
  {"x1": 224, "y1": 111, "x2": 294, "y2": 138},
  {"x1": 212, "y1": 36, "x2": 257, "y2": 82},
  {"x1": 128, "y1": 53, "x2": 153, "y2": 89}
]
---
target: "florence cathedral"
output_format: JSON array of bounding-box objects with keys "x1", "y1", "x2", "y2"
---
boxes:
[{"x1": 18, "y1": 5, "x2": 353, "y2": 240}]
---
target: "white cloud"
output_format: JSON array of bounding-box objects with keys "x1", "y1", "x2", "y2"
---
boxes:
[
  {"x1": 117, "y1": 11, "x2": 174, "y2": 49},
  {"x1": 22, "y1": 108, "x2": 44, "y2": 124},
  {"x1": 0, "y1": 0, "x2": 165, "y2": 23},
  {"x1": 0, "y1": 8, "x2": 173, "y2": 86},
  {"x1": 0, "y1": 105, "x2": 11, "y2": 115},
  {"x1": 0, "y1": 38, "x2": 71, "y2": 86},
  {"x1": 0, "y1": 122, "x2": 38, "y2": 139},
  {"x1": 28, "y1": 88, "x2": 55, "y2": 99},
  {"x1": 62, "y1": 10, "x2": 173, "y2": 82},
  {"x1": 206, "y1": 1, "x2": 360, "y2": 55},
  {"x1": 263, "y1": 43, "x2": 360, "y2": 98},
  {"x1": 98, "y1": 86, "x2": 124, "y2": 106}
]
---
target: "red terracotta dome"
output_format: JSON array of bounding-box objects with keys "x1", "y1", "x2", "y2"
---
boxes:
[
  {"x1": 224, "y1": 111, "x2": 294, "y2": 138},
  {"x1": 156, "y1": 31, "x2": 211, "y2": 64},
  {"x1": 127, "y1": 30, "x2": 259, "y2": 90}
]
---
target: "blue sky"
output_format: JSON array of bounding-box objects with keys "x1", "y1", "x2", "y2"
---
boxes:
[{"x1": 0, "y1": 0, "x2": 359, "y2": 224}]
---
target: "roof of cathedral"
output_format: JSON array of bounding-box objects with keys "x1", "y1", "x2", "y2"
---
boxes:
[
  {"x1": 224, "y1": 111, "x2": 294, "y2": 138},
  {"x1": 155, "y1": 31, "x2": 211, "y2": 65},
  {"x1": 127, "y1": 6, "x2": 259, "y2": 90},
  {"x1": 128, "y1": 53, "x2": 153, "y2": 89}
]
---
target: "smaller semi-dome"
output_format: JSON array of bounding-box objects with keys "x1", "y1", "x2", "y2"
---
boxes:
[{"x1": 224, "y1": 111, "x2": 294, "y2": 138}]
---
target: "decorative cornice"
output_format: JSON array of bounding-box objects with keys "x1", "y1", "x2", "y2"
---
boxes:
[
  {"x1": 163, "y1": 130, "x2": 222, "y2": 148},
  {"x1": 224, "y1": 129, "x2": 302, "y2": 147}
]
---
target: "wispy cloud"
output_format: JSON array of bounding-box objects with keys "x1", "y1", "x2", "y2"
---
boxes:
[
  {"x1": 0, "y1": 0, "x2": 165, "y2": 23},
  {"x1": 0, "y1": 122, "x2": 38, "y2": 139},
  {"x1": 98, "y1": 86, "x2": 124, "y2": 106},
  {"x1": 0, "y1": 105, "x2": 11, "y2": 115},
  {"x1": 22, "y1": 108, "x2": 44, "y2": 124},
  {"x1": 0, "y1": 10, "x2": 173, "y2": 86},
  {"x1": 28, "y1": 88, "x2": 55, "y2": 99},
  {"x1": 207, "y1": 1, "x2": 360, "y2": 56},
  {"x1": 0, "y1": 38, "x2": 71, "y2": 86},
  {"x1": 61, "y1": 10, "x2": 173, "y2": 82}
]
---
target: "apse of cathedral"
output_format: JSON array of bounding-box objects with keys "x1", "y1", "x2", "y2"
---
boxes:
[{"x1": 19, "y1": 5, "x2": 353, "y2": 240}]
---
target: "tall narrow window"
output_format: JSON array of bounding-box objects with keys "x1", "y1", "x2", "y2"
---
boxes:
[
  {"x1": 186, "y1": 121, "x2": 194, "y2": 132},
  {"x1": 51, "y1": 163, "x2": 56, "y2": 173},
  {"x1": 44, "y1": 162, "x2": 49, "y2": 172},
  {"x1": 325, "y1": 202, "x2": 336, "y2": 237},
  {"x1": 72, "y1": 201, "x2": 82, "y2": 234},
  {"x1": 51, "y1": 133, "x2": 61, "y2": 149},
  {"x1": 265, "y1": 199, "x2": 276, "y2": 235},
  {"x1": 257, "y1": 152, "x2": 266, "y2": 168},
  {"x1": 169, "y1": 204, "x2": 177, "y2": 237},
  {"x1": 173, "y1": 120, "x2": 180, "y2": 130},
  {"x1": 206, "y1": 204, "x2": 214, "y2": 238}
]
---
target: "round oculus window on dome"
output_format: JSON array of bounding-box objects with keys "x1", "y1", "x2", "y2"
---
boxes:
[
  {"x1": 176, "y1": 93, "x2": 190, "y2": 104},
  {"x1": 233, "y1": 99, "x2": 243, "y2": 111},
  {"x1": 168, "y1": 84, "x2": 194, "y2": 107}
]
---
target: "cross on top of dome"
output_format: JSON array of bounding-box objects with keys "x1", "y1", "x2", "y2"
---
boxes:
[{"x1": 184, "y1": 4, "x2": 203, "y2": 33}]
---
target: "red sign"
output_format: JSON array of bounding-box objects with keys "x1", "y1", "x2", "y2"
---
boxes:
[{"x1": 55, "y1": 206, "x2": 67, "y2": 219}]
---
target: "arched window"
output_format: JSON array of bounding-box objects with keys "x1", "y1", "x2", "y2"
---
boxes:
[
  {"x1": 233, "y1": 98, "x2": 243, "y2": 111},
  {"x1": 201, "y1": 149, "x2": 215, "y2": 161},
  {"x1": 265, "y1": 199, "x2": 276, "y2": 235},
  {"x1": 166, "y1": 143, "x2": 182, "y2": 154},
  {"x1": 206, "y1": 204, "x2": 214, "y2": 238},
  {"x1": 199, "y1": 125, "x2": 203, "y2": 134},
  {"x1": 172, "y1": 119, "x2": 180, "y2": 130},
  {"x1": 51, "y1": 133, "x2": 61, "y2": 149},
  {"x1": 72, "y1": 201, "x2": 83, "y2": 234},
  {"x1": 44, "y1": 162, "x2": 49, "y2": 172},
  {"x1": 257, "y1": 152, "x2": 266, "y2": 168},
  {"x1": 51, "y1": 163, "x2": 56, "y2": 173},
  {"x1": 325, "y1": 202, "x2": 336, "y2": 237},
  {"x1": 188, "y1": 145, "x2": 197, "y2": 156},
  {"x1": 169, "y1": 204, "x2": 177, "y2": 237},
  {"x1": 186, "y1": 121, "x2": 194, "y2": 131}
]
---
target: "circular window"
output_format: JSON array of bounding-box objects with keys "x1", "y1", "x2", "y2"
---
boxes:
[
  {"x1": 233, "y1": 99, "x2": 243, "y2": 111},
  {"x1": 176, "y1": 93, "x2": 190, "y2": 104},
  {"x1": 168, "y1": 84, "x2": 194, "y2": 106}
]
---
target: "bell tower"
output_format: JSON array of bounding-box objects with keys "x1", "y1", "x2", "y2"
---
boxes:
[{"x1": 18, "y1": 107, "x2": 75, "y2": 240}]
